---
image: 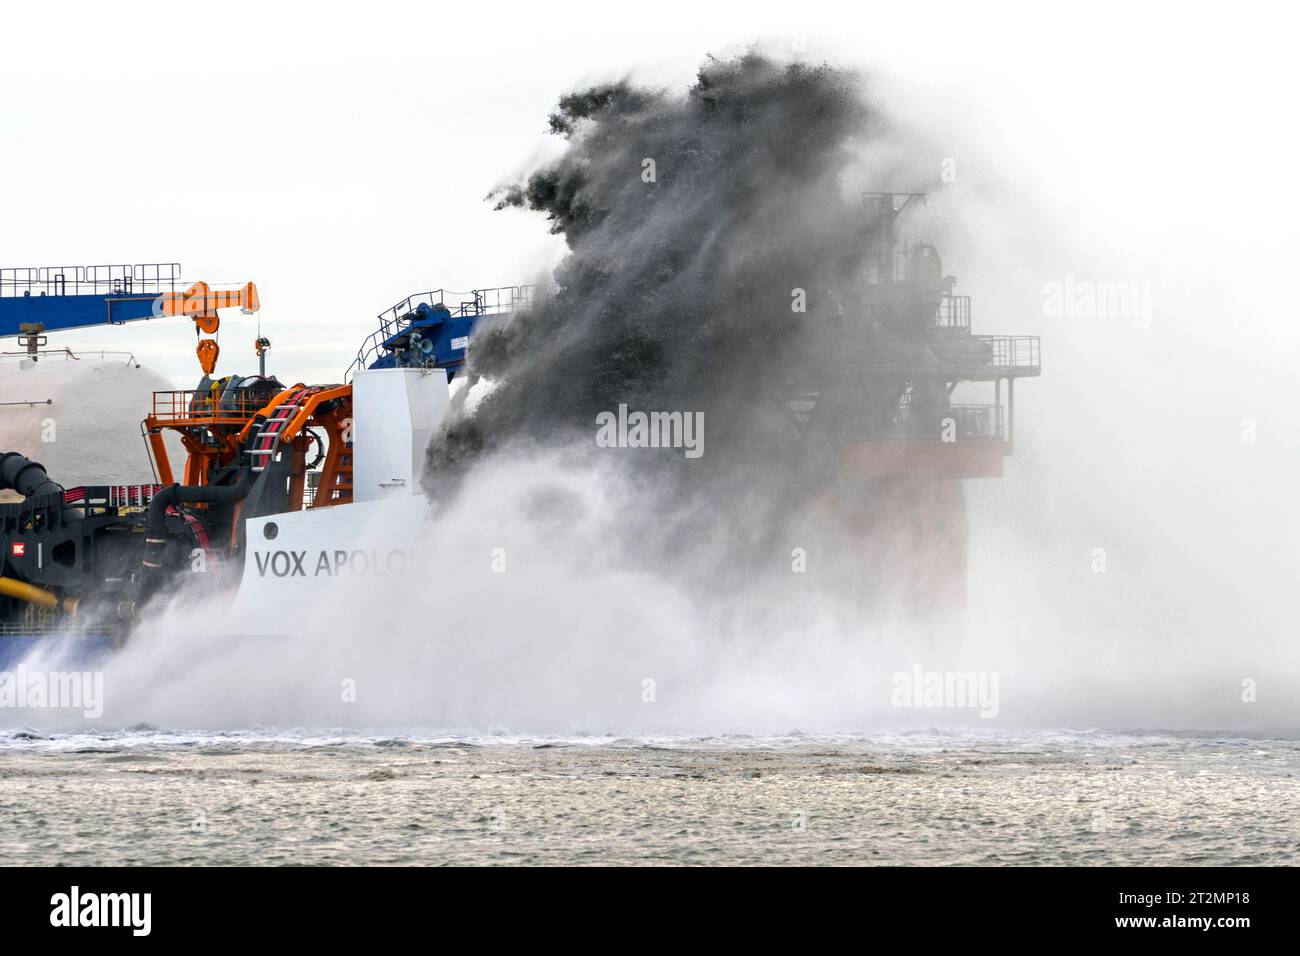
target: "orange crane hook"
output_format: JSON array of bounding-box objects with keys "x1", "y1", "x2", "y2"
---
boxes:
[{"x1": 157, "y1": 280, "x2": 260, "y2": 375}]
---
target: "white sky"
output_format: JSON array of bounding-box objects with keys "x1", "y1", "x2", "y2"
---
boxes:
[{"x1": 2, "y1": 0, "x2": 1296, "y2": 386}]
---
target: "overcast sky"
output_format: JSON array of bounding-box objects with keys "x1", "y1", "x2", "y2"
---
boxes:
[{"x1": 2, "y1": 0, "x2": 1295, "y2": 386}]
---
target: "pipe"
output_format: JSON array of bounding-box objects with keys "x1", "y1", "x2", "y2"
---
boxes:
[
  {"x1": 0, "y1": 452, "x2": 63, "y2": 499},
  {"x1": 135, "y1": 470, "x2": 258, "y2": 605},
  {"x1": 0, "y1": 576, "x2": 79, "y2": 615}
]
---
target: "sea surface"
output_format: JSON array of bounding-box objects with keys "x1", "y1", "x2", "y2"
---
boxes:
[{"x1": 0, "y1": 729, "x2": 1297, "y2": 865}]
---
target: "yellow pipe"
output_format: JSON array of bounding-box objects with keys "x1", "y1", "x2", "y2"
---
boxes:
[{"x1": 0, "y1": 577, "x2": 78, "y2": 616}]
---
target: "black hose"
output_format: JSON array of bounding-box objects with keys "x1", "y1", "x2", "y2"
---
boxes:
[
  {"x1": 0, "y1": 452, "x2": 63, "y2": 499},
  {"x1": 136, "y1": 470, "x2": 258, "y2": 605}
]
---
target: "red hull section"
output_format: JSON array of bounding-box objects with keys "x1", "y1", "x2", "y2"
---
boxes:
[{"x1": 842, "y1": 440, "x2": 1005, "y2": 479}]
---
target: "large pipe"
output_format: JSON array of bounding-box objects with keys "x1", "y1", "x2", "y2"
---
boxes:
[
  {"x1": 135, "y1": 470, "x2": 258, "y2": 604},
  {"x1": 0, "y1": 576, "x2": 79, "y2": 615},
  {"x1": 0, "y1": 452, "x2": 63, "y2": 499}
]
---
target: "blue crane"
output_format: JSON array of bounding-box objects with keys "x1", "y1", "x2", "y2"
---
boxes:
[{"x1": 1, "y1": 263, "x2": 259, "y2": 376}]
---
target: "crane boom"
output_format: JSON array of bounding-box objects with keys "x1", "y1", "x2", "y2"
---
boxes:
[{"x1": 0, "y1": 263, "x2": 259, "y2": 375}]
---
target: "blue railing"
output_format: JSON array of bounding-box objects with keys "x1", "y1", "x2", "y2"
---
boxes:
[
  {"x1": 0, "y1": 263, "x2": 182, "y2": 298},
  {"x1": 348, "y1": 285, "x2": 533, "y2": 379}
]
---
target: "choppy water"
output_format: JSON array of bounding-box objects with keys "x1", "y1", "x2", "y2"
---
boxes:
[{"x1": 1, "y1": 729, "x2": 1297, "y2": 865}]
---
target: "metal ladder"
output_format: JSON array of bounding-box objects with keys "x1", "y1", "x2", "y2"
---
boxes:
[{"x1": 247, "y1": 387, "x2": 321, "y2": 471}]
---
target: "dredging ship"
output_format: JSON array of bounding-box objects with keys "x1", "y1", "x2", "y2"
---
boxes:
[{"x1": 0, "y1": 194, "x2": 1039, "y2": 660}]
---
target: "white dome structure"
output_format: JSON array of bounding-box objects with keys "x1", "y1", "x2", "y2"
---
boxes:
[{"x1": 0, "y1": 353, "x2": 184, "y2": 496}]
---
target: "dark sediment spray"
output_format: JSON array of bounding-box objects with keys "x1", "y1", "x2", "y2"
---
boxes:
[{"x1": 424, "y1": 53, "x2": 941, "y2": 608}]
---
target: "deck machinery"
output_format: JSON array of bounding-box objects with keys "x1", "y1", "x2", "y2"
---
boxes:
[
  {"x1": 0, "y1": 194, "x2": 1038, "y2": 655},
  {"x1": 0, "y1": 271, "x2": 531, "y2": 656}
]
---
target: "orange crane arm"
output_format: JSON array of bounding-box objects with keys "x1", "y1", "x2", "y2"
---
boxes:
[{"x1": 157, "y1": 280, "x2": 260, "y2": 375}]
